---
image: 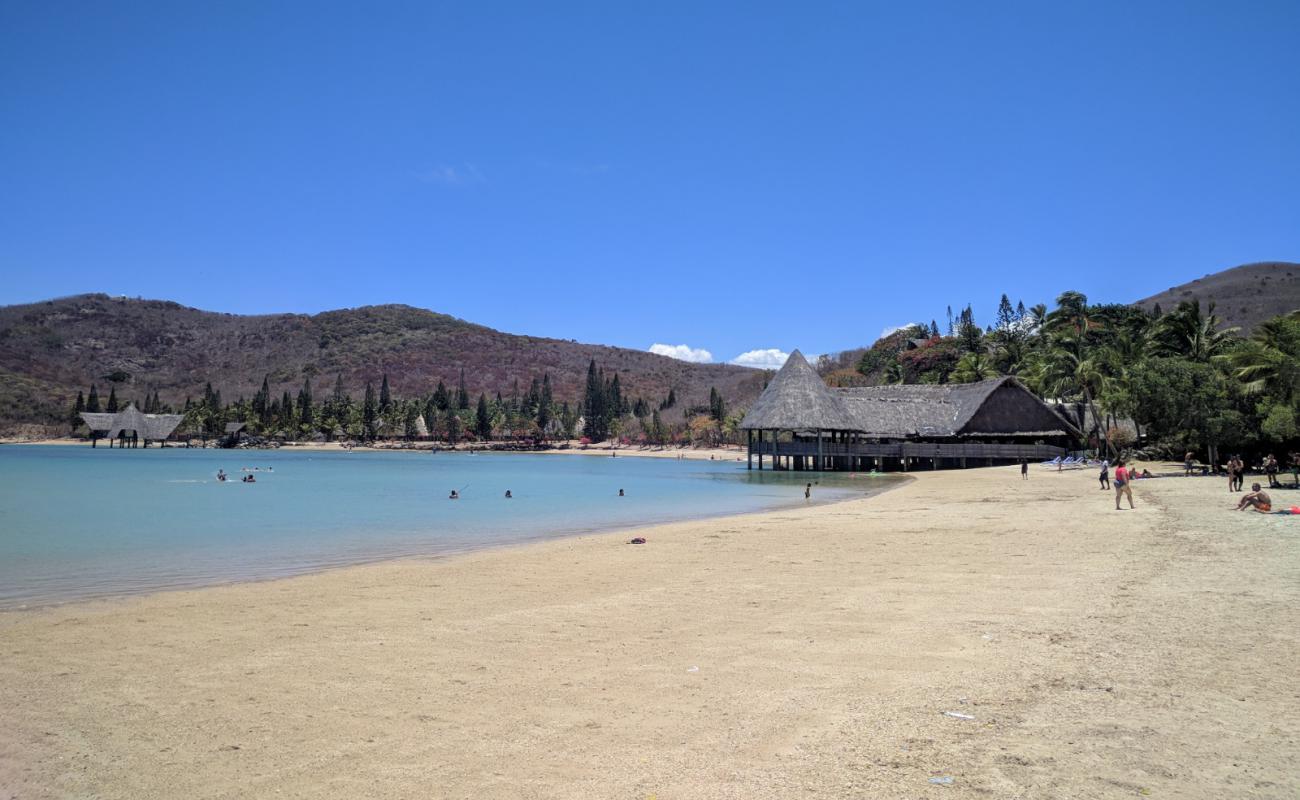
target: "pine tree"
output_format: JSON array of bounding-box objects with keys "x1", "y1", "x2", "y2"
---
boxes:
[
  {"x1": 70, "y1": 391, "x2": 85, "y2": 431},
  {"x1": 444, "y1": 405, "x2": 460, "y2": 445},
  {"x1": 583, "y1": 360, "x2": 606, "y2": 441},
  {"x1": 475, "y1": 393, "x2": 492, "y2": 439},
  {"x1": 255, "y1": 376, "x2": 271, "y2": 425},
  {"x1": 560, "y1": 401, "x2": 579, "y2": 440},
  {"x1": 1016, "y1": 300, "x2": 1026, "y2": 321},
  {"x1": 379, "y1": 374, "x2": 392, "y2": 415},
  {"x1": 297, "y1": 378, "x2": 314, "y2": 429},
  {"x1": 946, "y1": 305, "x2": 954, "y2": 336},
  {"x1": 106, "y1": 386, "x2": 119, "y2": 413},
  {"x1": 433, "y1": 380, "x2": 449, "y2": 410},
  {"x1": 87, "y1": 384, "x2": 101, "y2": 413},
  {"x1": 996, "y1": 294, "x2": 1016, "y2": 331},
  {"x1": 280, "y1": 390, "x2": 295, "y2": 430},
  {"x1": 456, "y1": 368, "x2": 470, "y2": 410},
  {"x1": 363, "y1": 382, "x2": 377, "y2": 439},
  {"x1": 537, "y1": 374, "x2": 553, "y2": 437},
  {"x1": 930, "y1": 320, "x2": 940, "y2": 337}
]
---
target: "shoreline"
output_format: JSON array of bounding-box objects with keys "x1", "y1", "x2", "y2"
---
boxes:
[
  {"x1": 0, "y1": 436, "x2": 748, "y2": 462},
  {"x1": 0, "y1": 472, "x2": 901, "y2": 614},
  {"x1": 2, "y1": 465, "x2": 1296, "y2": 797}
]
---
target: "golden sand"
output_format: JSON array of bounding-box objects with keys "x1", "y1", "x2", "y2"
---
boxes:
[{"x1": 1, "y1": 464, "x2": 1296, "y2": 798}]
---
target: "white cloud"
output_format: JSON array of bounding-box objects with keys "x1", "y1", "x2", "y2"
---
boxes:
[
  {"x1": 417, "y1": 163, "x2": 484, "y2": 185},
  {"x1": 649, "y1": 343, "x2": 714, "y2": 363},
  {"x1": 729, "y1": 348, "x2": 790, "y2": 369}
]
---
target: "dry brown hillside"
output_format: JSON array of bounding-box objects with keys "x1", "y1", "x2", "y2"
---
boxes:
[
  {"x1": 0, "y1": 294, "x2": 766, "y2": 432},
  {"x1": 1135, "y1": 261, "x2": 1300, "y2": 332}
]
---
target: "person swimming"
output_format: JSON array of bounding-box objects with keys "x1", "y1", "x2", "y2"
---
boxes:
[
  {"x1": 242, "y1": 474, "x2": 256, "y2": 483},
  {"x1": 504, "y1": 490, "x2": 512, "y2": 499},
  {"x1": 216, "y1": 469, "x2": 227, "y2": 482},
  {"x1": 618, "y1": 488, "x2": 625, "y2": 497},
  {"x1": 449, "y1": 490, "x2": 459, "y2": 500}
]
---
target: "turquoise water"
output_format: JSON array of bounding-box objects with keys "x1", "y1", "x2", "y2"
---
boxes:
[{"x1": 0, "y1": 445, "x2": 898, "y2": 608}]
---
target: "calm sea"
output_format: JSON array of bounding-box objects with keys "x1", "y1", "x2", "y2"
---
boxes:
[{"x1": 0, "y1": 445, "x2": 899, "y2": 608}]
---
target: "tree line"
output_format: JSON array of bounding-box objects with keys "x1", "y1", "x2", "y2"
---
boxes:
[
  {"x1": 834, "y1": 290, "x2": 1300, "y2": 462},
  {"x1": 68, "y1": 359, "x2": 741, "y2": 447}
]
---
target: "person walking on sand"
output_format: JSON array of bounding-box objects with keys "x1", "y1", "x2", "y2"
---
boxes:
[
  {"x1": 1236, "y1": 483, "x2": 1273, "y2": 513},
  {"x1": 1020, "y1": 459, "x2": 1028, "y2": 480},
  {"x1": 1265, "y1": 454, "x2": 1279, "y2": 488},
  {"x1": 1113, "y1": 460, "x2": 1134, "y2": 510},
  {"x1": 1099, "y1": 460, "x2": 1110, "y2": 490},
  {"x1": 1184, "y1": 450, "x2": 1196, "y2": 477}
]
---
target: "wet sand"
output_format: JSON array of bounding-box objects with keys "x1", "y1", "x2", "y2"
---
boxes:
[{"x1": 1, "y1": 464, "x2": 1296, "y2": 798}]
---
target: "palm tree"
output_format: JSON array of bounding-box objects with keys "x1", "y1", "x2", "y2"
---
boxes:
[
  {"x1": 1031, "y1": 333, "x2": 1114, "y2": 457},
  {"x1": 951, "y1": 352, "x2": 999, "y2": 383},
  {"x1": 1151, "y1": 299, "x2": 1238, "y2": 362},
  {"x1": 1225, "y1": 312, "x2": 1300, "y2": 404}
]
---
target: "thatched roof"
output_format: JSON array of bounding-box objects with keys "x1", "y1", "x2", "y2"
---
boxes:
[
  {"x1": 739, "y1": 350, "x2": 861, "y2": 431},
  {"x1": 741, "y1": 351, "x2": 1077, "y2": 439},
  {"x1": 89, "y1": 404, "x2": 184, "y2": 440},
  {"x1": 80, "y1": 412, "x2": 116, "y2": 431},
  {"x1": 224, "y1": 422, "x2": 246, "y2": 434},
  {"x1": 834, "y1": 378, "x2": 1076, "y2": 438}
]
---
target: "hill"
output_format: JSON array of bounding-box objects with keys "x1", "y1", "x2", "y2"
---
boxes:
[
  {"x1": 1134, "y1": 261, "x2": 1300, "y2": 333},
  {"x1": 0, "y1": 294, "x2": 766, "y2": 434}
]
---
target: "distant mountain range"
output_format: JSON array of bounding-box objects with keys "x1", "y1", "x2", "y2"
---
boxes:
[
  {"x1": 1135, "y1": 261, "x2": 1300, "y2": 333},
  {"x1": 0, "y1": 294, "x2": 766, "y2": 434}
]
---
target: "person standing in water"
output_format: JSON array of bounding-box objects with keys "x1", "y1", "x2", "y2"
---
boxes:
[{"x1": 804, "y1": 483, "x2": 812, "y2": 499}]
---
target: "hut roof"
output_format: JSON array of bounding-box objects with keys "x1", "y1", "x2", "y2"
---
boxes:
[
  {"x1": 740, "y1": 350, "x2": 1078, "y2": 439},
  {"x1": 224, "y1": 421, "x2": 246, "y2": 434},
  {"x1": 739, "y1": 350, "x2": 861, "y2": 431},
  {"x1": 99, "y1": 404, "x2": 184, "y2": 440},
  {"x1": 833, "y1": 378, "x2": 1076, "y2": 438},
  {"x1": 80, "y1": 412, "x2": 116, "y2": 431}
]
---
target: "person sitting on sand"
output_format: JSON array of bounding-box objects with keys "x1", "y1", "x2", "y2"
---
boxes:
[
  {"x1": 1236, "y1": 483, "x2": 1272, "y2": 513},
  {"x1": 449, "y1": 490, "x2": 459, "y2": 500},
  {"x1": 1113, "y1": 460, "x2": 1134, "y2": 510}
]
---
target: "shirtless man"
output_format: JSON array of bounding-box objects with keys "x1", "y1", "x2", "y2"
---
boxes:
[{"x1": 1235, "y1": 483, "x2": 1272, "y2": 513}]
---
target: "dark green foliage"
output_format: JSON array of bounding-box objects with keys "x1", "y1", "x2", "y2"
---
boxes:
[
  {"x1": 106, "y1": 386, "x2": 118, "y2": 413},
  {"x1": 363, "y1": 382, "x2": 377, "y2": 439},
  {"x1": 475, "y1": 393, "x2": 492, "y2": 439},
  {"x1": 87, "y1": 384, "x2": 100, "y2": 413},
  {"x1": 379, "y1": 374, "x2": 392, "y2": 415},
  {"x1": 456, "y1": 368, "x2": 470, "y2": 410},
  {"x1": 432, "y1": 380, "x2": 449, "y2": 411}
]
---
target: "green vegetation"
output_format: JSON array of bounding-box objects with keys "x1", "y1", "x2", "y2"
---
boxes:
[{"x1": 841, "y1": 291, "x2": 1300, "y2": 462}]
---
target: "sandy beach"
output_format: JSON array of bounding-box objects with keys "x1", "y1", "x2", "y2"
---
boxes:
[{"x1": 1, "y1": 464, "x2": 1297, "y2": 799}]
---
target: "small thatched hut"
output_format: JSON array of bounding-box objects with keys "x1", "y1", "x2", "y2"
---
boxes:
[{"x1": 741, "y1": 350, "x2": 1078, "y2": 471}]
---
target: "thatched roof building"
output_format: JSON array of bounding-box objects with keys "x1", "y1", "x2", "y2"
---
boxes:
[
  {"x1": 739, "y1": 350, "x2": 860, "y2": 431},
  {"x1": 80, "y1": 404, "x2": 184, "y2": 445},
  {"x1": 740, "y1": 350, "x2": 1078, "y2": 471}
]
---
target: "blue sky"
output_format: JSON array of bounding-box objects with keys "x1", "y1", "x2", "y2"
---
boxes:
[{"x1": 3, "y1": 2, "x2": 1298, "y2": 367}]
